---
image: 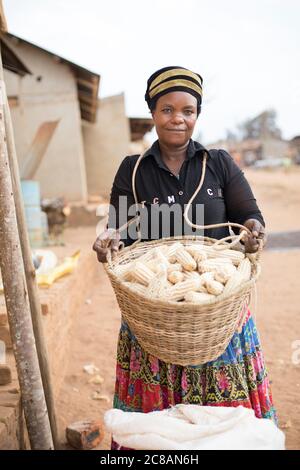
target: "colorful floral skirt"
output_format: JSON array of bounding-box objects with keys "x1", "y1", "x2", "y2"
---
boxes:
[{"x1": 111, "y1": 310, "x2": 277, "y2": 450}]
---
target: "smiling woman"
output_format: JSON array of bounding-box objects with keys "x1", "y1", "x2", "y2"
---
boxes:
[
  {"x1": 92, "y1": 66, "x2": 277, "y2": 451},
  {"x1": 151, "y1": 92, "x2": 198, "y2": 173}
]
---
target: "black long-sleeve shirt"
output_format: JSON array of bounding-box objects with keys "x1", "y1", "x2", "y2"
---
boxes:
[{"x1": 108, "y1": 139, "x2": 265, "y2": 246}]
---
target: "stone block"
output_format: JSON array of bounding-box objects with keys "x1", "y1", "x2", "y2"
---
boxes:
[{"x1": 66, "y1": 419, "x2": 104, "y2": 450}]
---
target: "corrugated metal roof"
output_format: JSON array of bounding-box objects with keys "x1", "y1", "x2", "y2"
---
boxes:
[{"x1": 129, "y1": 117, "x2": 154, "y2": 141}]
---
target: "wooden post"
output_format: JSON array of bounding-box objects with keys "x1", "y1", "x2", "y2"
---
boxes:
[
  {"x1": 0, "y1": 48, "x2": 59, "y2": 449},
  {"x1": 0, "y1": 79, "x2": 53, "y2": 449}
]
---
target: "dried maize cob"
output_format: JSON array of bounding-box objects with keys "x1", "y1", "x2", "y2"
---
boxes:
[
  {"x1": 198, "y1": 257, "x2": 232, "y2": 273},
  {"x1": 146, "y1": 273, "x2": 171, "y2": 299},
  {"x1": 214, "y1": 264, "x2": 237, "y2": 284},
  {"x1": 146, "y1": 259, "x2": 160, "y2": 273},
  {"x1": 199, "y1": 271, "x2": 215, "y2": 284},
  {"x1": 156, "y1": 262, "x2": 168, "y2": 275},
  {"x1": 193, "y1": 251, "x2": 208, "y2": 263},
  {"x1": 184, "y1": 272, "x2": 208, "y2": 292},
  {"x1": 131, "y1": 262, "x2": 155, "y2": 286},
  {"x1": 168, "y1": 271, "x2": 184, "y2": 284},
  {"x1": 166, "y1": 242, "x2": 183, "y2": 257},
  {"x1": 167, "y1": 263, "x2": 183, "y2": 274},
  {"x1": 137, "y1": 250, "x2": 155, "y2": 264},
  {"x1": 184, "y1": 291, "x2": 216, "y2": 303},
  {"x1": 184, "y1": 271, "x2": 202, "y2": 281},
  {"x1": 175, "y1": 247, "x2": 197, "y2": 271},
  {"x1": 237, "y1": 257, "x2": 252, "y2": 282},
  {"x1": 152, "y1": 247, "x2": 170, "y2": 265},
  {"x1": 186, "y1": 246, "x2": 208, "y2": 262},
  {"x1": 199, "y1": 246, "x2": 245, "y2": 265},
  {"x1": 222, "y1": 272, "x2": 244, "y2": 296},
  {"x1": 166, "y1": 278, "x2": 199, "y2": 301},
  {"x1": 123, "y1": 282, "x2": 147, "y2": 296},
  {"x1": 114, "y1": 263, "x2": 133, "y2": 281},
  {"x1": 206, "y1": 279, "x2": 224, "y2": 295}
]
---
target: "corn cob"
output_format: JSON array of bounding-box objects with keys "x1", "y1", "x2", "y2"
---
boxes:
[
  {"x1": 198, "y1": 257, "x2": 232, "y2": 274},
  {"x1": 237, "y1": 258, "x2": 252, "y2": 282},
  {"x1": 214, "y1": 264, "x2": 237, "y2": 284},
  {"x1": 175, "y1": 247, "x2": 197, "y2": 271},
  {"x1": 123, "y1": 282, "x2": 147, "y2": 296},
  {"x1": 166, "y1": 242, "x2": 183, "y2": 257},
  {"x1": 184, "y1": 271, "x2": 209, "y2": 292},
  {"x1": 131, "y1": 262, "x2": 155, "y2": 286},
  {"x1": 114, "y1": 263, "x2": 133, "y2": 281},
  {"x1": 222, "y1": 272, "x2": 244, "y2": 296},
  {"x1": 146, "y1": 273, "x2": 171, "y2": 299},
  {"x1": 156, "y1": 262, "x2": 168, "y2": 275},
  {"x1": 186, "y1": 246, "x2": 208, "y2": 262},
  {"x1": 146, "y1": 259, "x2": 160, "y2": 273},
  {"x1": 184, "y1": 291, "x2": 216, "y2": 303},
  {"x1": 166, "y1": 278, "x2": 199, "y2": 301},
  {"x1": 168, "y1": 271, "x2": 184, "y2": 284},
  {"x1": 199, "y1": 246, "x2": 245, "y2": 266},
  {"x1": 199, "y1": 271, "x2": 215, "y2": 284},
  {"x1": 206, "y1": 279, "x2": 224, "y2": 295},
  {"x1": 137, "y1": 250, "x2": 155, "y2": 264},
  {"x1": 152, "y1": 247, "x2": 170, "y2": 265},
  {"x1": 165, "y1": 242, "x2": 184, "y2": 263},
  {"x1": 184, "y1": 271, "x2": 202, "y2": 281},
  {"x1": 167, "y1": 263, "x2": 183, "y2": 274},
  {"x1": 193, "y1": 251, "x2": 208, "y2": 263}
]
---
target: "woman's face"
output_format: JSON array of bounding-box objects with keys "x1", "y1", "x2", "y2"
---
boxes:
[{"x1": 151, "y1": 91, "x2": 198, "y2": 148}]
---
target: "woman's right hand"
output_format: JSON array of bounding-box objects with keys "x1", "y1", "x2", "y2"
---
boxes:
[{"x1": 92, "y1": 228, "x2": 121, "y2": 263}]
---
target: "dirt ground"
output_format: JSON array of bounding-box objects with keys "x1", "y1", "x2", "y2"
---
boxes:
[{"x1": 56, "y1": 167, "x2": 300, "y2": 451}]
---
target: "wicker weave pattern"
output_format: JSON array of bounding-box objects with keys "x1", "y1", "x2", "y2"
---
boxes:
[{"x1": 105, "y1": 236, "x2": 260, "y2": 366}]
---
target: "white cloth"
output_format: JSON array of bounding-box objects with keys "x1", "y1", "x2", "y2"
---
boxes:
[{"x1": 104, "y1": 405, "x2": 285, "y2": 450}]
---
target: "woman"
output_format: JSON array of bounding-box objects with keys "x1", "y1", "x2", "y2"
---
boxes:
[{"x1": 93, "y1": 66, "x2": 277, "y2": 449}]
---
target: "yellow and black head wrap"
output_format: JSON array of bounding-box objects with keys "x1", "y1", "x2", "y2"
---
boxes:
[{"x1": 145, "y1": 66, "x2": 203, "y2": 115}]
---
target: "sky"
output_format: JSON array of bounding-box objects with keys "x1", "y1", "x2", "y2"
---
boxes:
[{"x1": 3, "y1": 0, "x2": 300, "y2": 144}]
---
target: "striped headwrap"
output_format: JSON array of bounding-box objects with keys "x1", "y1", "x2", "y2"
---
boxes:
[{"x1": 145, "y1": 66, "x2": 203, "y2": 115}]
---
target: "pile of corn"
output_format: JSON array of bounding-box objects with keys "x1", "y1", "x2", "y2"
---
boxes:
[{"x1": 114, "y1": 242, "x2": 251, "y2": 303}]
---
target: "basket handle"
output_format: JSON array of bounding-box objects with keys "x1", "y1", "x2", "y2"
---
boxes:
[
  {"x1": 104, "y1": 214, "x2": 142, "y2": 266},
  {"x1": 182, "y1": 151, "x2": 252, "y2": 250},
  {"x1": 106, "y1": 147, "x2": 262, "y2": 263}
]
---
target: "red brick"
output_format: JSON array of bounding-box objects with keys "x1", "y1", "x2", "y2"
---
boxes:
[
  {"x1": 0, "y1": 313, "x2": 7, "y2": 326},
  {"x1": 0, "y1": 326, "x2": 12, "y2": 349},
  {"x1": 0, "y1": 390, "x2": 20, "y2": 408},
  {"x1": 0, "y1": 365, "x2": 12, "y2": 385}
]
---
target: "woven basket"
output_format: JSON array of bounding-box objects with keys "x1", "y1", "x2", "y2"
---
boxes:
[{"x1": 104, "y1": 235, "x2": 261, "y2": 366}]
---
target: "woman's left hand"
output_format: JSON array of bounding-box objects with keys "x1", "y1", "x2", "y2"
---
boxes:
[{"x1": 240, "y1": 218, "x2": 267, "y2": 253}]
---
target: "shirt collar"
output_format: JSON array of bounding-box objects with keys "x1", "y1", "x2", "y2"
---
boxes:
[{"x1": 142, "y1": 139, "x2": 209, "y2": 170}]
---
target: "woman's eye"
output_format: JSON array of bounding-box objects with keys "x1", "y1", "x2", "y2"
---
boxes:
[
  {"x1": 184, "y1": 110, "x2": 193, "y2": 116},
  {"x1": 162, "y1": 108, "x2": 171, "y2": 113}
]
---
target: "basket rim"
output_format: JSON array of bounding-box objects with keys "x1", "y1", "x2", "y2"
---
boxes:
[{"x1": 104, "y1": 235, "x2": 260, "y2": 308}]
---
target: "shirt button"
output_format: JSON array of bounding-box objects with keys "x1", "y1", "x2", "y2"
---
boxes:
[{"x1": 179, "y1": 191, "x2": 183, "y2": 196}]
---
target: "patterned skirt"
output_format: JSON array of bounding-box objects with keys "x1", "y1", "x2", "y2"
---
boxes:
[{"x1": 111, "y1": 310, "x2": 278, "y2": 450}]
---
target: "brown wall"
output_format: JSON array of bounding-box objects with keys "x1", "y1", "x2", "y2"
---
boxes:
[
  {"x1": 4, "y1": 37, "x2": 88, "y2": 203},
  {"x1": 82, "y1": 94, "x2": 131, "y2": 198}
]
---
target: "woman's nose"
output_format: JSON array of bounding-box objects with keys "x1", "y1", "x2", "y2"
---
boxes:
[{"x1": 171, "y1": 112, "x2": 184, "y2": 124}]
